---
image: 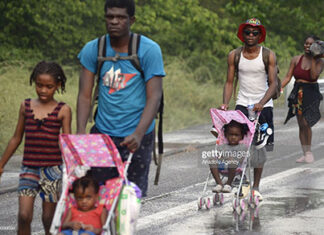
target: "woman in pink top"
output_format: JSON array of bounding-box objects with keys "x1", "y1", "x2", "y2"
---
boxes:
[
  {"x1": 281, "y1": 35, "x2": 324, "y2": 163},
  {"x1": 59, "y1": 175, "x2": 108, "y2": 235}
]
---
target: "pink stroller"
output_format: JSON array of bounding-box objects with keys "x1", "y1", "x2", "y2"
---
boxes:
[
  {"x1": 50, "y1": 134, "x2": 141, "y2": 235},
  {"x1": 197, "y1": 109, "x2": 259, "y2": 212}
]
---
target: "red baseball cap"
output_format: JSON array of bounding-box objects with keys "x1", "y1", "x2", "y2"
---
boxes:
[{"x1": 237, "y1": 18, "x2": 266, "y2": 43}]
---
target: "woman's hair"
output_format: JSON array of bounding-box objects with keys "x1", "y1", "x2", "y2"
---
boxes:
[
  {"x1": 104, "y1": 0, "x2": 135, "y2": 17},
  {"x1": 223, "y1": 120, "x2": 248, "y2": 137},
  {"x1": 72, "y1": 175, "x2": 100, "y2": 195},
  {"x1": 29, "y1": 61, "x2": 67, "y2": 93},
  {"x1": 304, "y1": 35, "x2": 320, "y2": 42}
]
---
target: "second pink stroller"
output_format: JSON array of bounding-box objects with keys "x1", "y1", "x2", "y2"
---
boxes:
[{"x1": 197, "y1": 109, "x2": 259, "y2": 212}]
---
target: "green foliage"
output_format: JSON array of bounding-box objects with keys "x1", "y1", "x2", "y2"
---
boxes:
[{"x1": 0, "y1": 0, "x2": 106, "y2": 63}]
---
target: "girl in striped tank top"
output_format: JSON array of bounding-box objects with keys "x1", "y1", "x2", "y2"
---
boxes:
[{"x1": 0, "y1": 61, "x2": 72, "y2": 235}]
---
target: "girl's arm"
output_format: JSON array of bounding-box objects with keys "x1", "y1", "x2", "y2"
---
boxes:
[
  {"x1": 59, "y1": 104, "x2": 72, "y2": 134},
  {"x1": 0, "y1": 101, "x2": 26, "y2": 176},
  {"x1": 61, "y1": 209, "x2": 83, "y2": 230},
  {"x1": 281, "y1": 55, "x2": 299, "y2": 88}
]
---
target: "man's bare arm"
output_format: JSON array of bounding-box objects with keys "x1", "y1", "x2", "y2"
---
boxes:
[
  {"x1": 255, "y1": 50, "x2": 277, "y2": 111},
  {"x1": 120, "y1": 76, "x2": 162, "y2": 152},
  {"x1": 77, "y1": 67, "x2": 95, "y2": 134},
  {"x1": 221, "y1": 50, "x2": 236, "y2": 110}
]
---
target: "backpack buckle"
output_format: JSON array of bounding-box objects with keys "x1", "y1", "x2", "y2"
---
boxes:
[{"x1": 112, "y1": 53, "x2": 120, "y2": 62}]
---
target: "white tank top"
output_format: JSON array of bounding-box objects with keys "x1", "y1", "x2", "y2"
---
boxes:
[{"x1": 236, "y1": 47, "x2": 273, "y2": 107}]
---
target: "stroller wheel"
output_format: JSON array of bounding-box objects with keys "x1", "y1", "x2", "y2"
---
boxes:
[
  {"x1": 205, "y1": 197, "x2": 212, "y2": 209},
  {"x1": 240, "y1": 210, "x2": 246, "y2": 222},
  {"x1": 240, "y1": 199, "x2": 246, "y2": 210},
  {"x1": 197, "y1": 197, "x2": 204, "y2": 210},
  {"x1": 219, "y1": 193, "x2": 224, "y2": 205},
  {"x1": 248, "y1": 196, "x2": 255, "y2": 208},
  {"x1": 213, "y1": 193, "x2": 219, "y2": 205},
  {"x1": 254, "y1": 207, "x2": 259, "y2": 217},
  {"x1": 254, "y1": 195, "x2": 260, "y2": 207},
  {"x1": 232, "y1": 198, "x2": 238, "y2": 209},
  {"x1": 236, "y1": 206, "x2": 242, "y2": 215}
]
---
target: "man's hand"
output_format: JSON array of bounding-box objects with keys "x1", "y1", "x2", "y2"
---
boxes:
[
  {"x1": 120, "y1": 133, "x2": 143, "y2": 153},
  {"x1": 253, "y1": 102, "x2": 264, "y2": 112},
  {"x1": 219, "y1": 104, "x2": 229, "y2": 111}
]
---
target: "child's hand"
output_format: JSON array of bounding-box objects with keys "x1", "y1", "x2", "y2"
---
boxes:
[
  {"x1": 71, "y1": 221, "x2": 83, "y2": 231},
  {"x1": 0, "y1": 166, "x2": 4, "y2": 177},
  {"x1": 83, "y1": 224, "x2": 94, "y2": 232}
]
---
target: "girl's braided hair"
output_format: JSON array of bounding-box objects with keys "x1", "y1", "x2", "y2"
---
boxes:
[{"x1": 30, "y1": 61, "x2": 67, "y2": 93}]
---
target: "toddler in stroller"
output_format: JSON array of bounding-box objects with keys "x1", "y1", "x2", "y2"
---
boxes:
[
  {"x1": 197, "y1": 109, "x2": 256, "y2": 210},
  {"x1": 210, "y1": 119, "x2": 249, "y2": 193},
  {"x1": 59, "y1": 175, "x2": 108, "y2": 235}
]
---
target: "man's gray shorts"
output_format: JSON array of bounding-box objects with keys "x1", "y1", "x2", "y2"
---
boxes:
[{"x1": 249, "y1": 145, "x2": 266, "y2": 168}]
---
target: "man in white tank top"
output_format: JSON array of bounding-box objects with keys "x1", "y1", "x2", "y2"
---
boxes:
[{"x1": 220, "y1": 18, "x2": 277, "y2": 201}]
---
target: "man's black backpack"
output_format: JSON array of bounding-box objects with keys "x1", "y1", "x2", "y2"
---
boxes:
[
  {"x1": 233, "y1": 46, "x2": 281, "y2": 99},
  {"x1": 88, "y1": 33, "x2": 164, "y2": 168}
]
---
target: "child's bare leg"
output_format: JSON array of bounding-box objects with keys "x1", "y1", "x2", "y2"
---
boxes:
[
  {"x1": 226, "y1": 167, "x2": 236, "y2": 185},
  {"x1": 18, "y1": 195, "x2": 35, "y2": 235},
  {"x1": 210, "y1": 165, "x2": 222, "y2": 185},
  {"x1": 42, "y1": 201, "x2": 57, "y2": 235}
]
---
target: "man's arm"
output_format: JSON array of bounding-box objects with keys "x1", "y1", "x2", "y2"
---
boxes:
[
  {"x1": 254, "y1": 50, "x2": 277, "y2": 111},
  {"x1": 77, "y1": 67, "x2": 95, "y2": 134},
  {"x1": 281, "y1": 55, "x2": 299, "y2": 88},
  {"x1": 221, "y1": 50, "x2": 236, "y2": 110},
  {"x1": 120, "y1": 76, "x2": 162, "y2": 152}
]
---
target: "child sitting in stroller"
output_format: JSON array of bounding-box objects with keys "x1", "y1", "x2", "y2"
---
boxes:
[
  {"x1": 210, "y1": 120, "x2": 248, "y2": 193},
  {"x1": 59, "y1": 175, "x2": 108, "y2": 235}
]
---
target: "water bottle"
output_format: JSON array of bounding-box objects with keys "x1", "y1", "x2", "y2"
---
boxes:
[{"x1": 247, "y1": 104, "x2": 256, "y2": 121}]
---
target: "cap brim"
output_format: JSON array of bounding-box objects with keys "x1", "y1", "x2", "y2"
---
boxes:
[{"x1": 237, "y1": 23, "x2": 266, "y2": 43}]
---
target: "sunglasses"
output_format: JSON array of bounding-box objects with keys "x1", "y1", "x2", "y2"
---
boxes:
[{"x1": 243, "y1": 30, "x2": 260, "y2": 36}]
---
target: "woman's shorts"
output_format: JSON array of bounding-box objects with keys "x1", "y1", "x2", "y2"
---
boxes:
[{"x1": 18, "y1": 165, "x2": 62, "y2": 203}]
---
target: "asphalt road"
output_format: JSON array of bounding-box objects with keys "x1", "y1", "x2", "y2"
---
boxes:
[{"x1": 1, "y1": 107, "x2": 324, "y2": 234}]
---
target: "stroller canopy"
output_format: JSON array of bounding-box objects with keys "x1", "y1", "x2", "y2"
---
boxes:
[
  {"x1": 210, "y1": 109, "x2": 256, "y2": 147},
  {"x1": 59, "y1": 134, "x2": 124, "y2": 177}
]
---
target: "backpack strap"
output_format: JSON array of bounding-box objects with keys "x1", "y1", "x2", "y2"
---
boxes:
[
  {"x1": 96, "y1": 33, "x2": 144, "y2": 78},
  {"x1": 128, "y1": 33, "x2": 144, "y2": 78},
  {"x1": 262, "y1": 46, "x2": 270, "y2": 74},
  {"x1": 233, "y1": 46, "x2": 243, "y2": 99}
]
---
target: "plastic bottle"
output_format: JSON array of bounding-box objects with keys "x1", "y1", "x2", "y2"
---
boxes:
[{"x1": 247, "y1": 99, "x2": 256, "y2": 121}]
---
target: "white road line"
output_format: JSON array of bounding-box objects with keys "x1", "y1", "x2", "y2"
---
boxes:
[{"x1": 137, "y1": 158, "x2": 324, "y2": 230}]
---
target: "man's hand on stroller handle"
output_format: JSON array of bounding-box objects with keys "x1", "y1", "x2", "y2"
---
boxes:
[
  {"x1": 120, "y1": 132, "x2": 143, "y2": 153},
  {"x1": 253, "y1": 102, "x2": 264, "y2": 112},
  {"x1": 219, "y1": 104, "x2": 229, "y2": 110}
]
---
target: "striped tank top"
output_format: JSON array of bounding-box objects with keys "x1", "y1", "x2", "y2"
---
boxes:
[{"x1": 23, "y1": 99, "x2": 65, "y2": 167}]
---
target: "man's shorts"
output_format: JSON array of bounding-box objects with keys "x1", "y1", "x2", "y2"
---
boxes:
[
  {"x1": 18, "y1": 165, "x2": 62, "y2": 202},
  {"x1": 235, "y1": 105, "x2": 272, "y2": 167},
  {"x1": 249, "y1": 145, "x2": 267, "y2": 168}
]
